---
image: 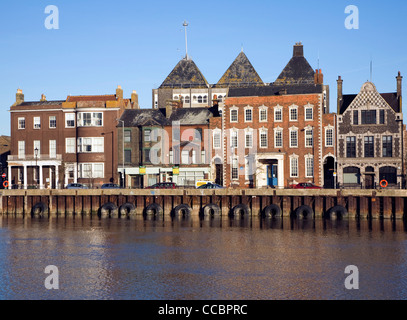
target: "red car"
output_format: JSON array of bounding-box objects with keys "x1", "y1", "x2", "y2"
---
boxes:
[{"x1": 292, "y1": 183, "x2": 322, "y2": 189}]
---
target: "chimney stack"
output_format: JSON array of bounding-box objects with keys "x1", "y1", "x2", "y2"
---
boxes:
[
  {"x1": 397, "y1": 71, "x2": 402, "y2": 99},
  {"x1": 337, "y1": 76, "x2": 343, "y2": 114},
  {"x1": 397, "y1": 71, "x2": 403, "y2": 111},
  {"x1": 15, "y1": 88, "x2": 24, "y2": 105},
  {"x1": 40, "y1": 94, "x2": 47, "y2": 101},
  {"x1": 293, "y1": 42, "x2": 304, "y2": 57},
  {"x1": 314, "y1": 69, "x2": 324, "y2": 84},
  {"x1": 131, "y1": 90, "x2": 139, "y2": 109},
  {"x1": 116, "y1": 85, "x2": 123, "y2": 100}
]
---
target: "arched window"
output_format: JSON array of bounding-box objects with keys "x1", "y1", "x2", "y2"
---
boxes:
[
  {"x1": 203, "y1": 95, "x2": 208, "y2": 103},
  {"x1": 198, "y1": 96, "x2": 203, "y2": 103},
  {"x1": 185, "y1": 96, "x2": 190, "y2": 103},
  {"x1": 218, "y1": 95, "x2": 223, "y2": 102},
  {"x1": 174, "y1": 95, "x2": 179, "y2": 100}
]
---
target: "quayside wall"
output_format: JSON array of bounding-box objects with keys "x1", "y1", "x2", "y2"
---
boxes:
[{"x1": 0, "y1": 189, "x2": 406, "y2": 220}]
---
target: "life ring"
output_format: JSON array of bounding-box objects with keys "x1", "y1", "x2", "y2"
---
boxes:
[
  {"x1": 119, "y1": 203, "x2": 136, "y2": 219},
  {"x1": 172, "y1": 204, "x2": 192, "y2": 218},
  {"x1": 3, "y1": 181, "x2": 8, "y2": 188},
  {"x1": 202, "y1": 203, "x2": 221, "y2": 217},
  {"x1": 293, "y1": 205, "x2": 313, "y2": 219},
  {"x1": 144, "y1": 203, "x2": 163, "y2": 217},
  {"x1": 99, "y1": 202, "x2": 119, "y2": 218},
  {"x1": 380, "y1": 180, "x2": 388, "y2": 188},
  {"x1": 262, "y1": 204, "x2": 281, "y2": 218},
  {"x1": 231, "y1": 204, "x2": 250, "y2": 217}
]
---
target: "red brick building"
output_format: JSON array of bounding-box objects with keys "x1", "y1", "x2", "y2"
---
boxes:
[
  {"x1": 219, "y1": 43, "x2": 335, "y2": 188},
  {"x1": 8, "y1": 86, "x2": 135, "y2": 189}
]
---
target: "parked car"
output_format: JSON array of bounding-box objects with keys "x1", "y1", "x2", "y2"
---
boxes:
[
  {"x1": 197, "y1": 183, "x2": 225, "y2": 189},
  {"x1": 101, "y1": 183, "x2": 121, "y2": 189},
  {"x1": 292, "y1": 183, "x2": 322, "y2": 189},
  {"x1": 146, "y1": 182, "x2": 177, "y2": 189},
  {"x1": 66, "y1": 183, "x2": 88, "y2": 189}
]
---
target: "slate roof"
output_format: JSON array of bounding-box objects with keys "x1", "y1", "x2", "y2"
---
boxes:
[
  {"x1": 274, "y1": 43, "x2": 316, "y2": 85},
  {"x1": 119, "y1": 109, "x2": 168, "y2": 127},
  {"x1": 159, "y1": 58, "x2": 208, "y2": 89},
  {"x1": 214, "y1": 51, "x2": 263, "y2": 88},
  {"x1": 119, "y1": 107, "x2": 217, "y2": 127},
  {"x1": 17, "y1": 100, "x2": 65, "y2": 107},
  {"x1": 0, "y1": 136, "x2": 11, "y2": 155}
]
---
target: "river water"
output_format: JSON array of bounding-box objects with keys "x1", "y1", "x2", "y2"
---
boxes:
[{"x1": 0, "y1": 215, "x2": 406, "y2": 300}]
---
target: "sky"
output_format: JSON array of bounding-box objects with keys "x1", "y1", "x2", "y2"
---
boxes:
[{"x1": 1, "y1": 0, "x2": 407, "y2": 136}]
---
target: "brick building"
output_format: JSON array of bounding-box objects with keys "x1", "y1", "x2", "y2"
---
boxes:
[
  {"x1": 220, "y1": 43, "x2": 334, "y2": 189},
  {"x1": 118, "y1": 100, "x2": 220, "y2": 188},
  {"x1": 8, "y1": 86, "x2": 135, "y2": 189},
  {"x1": 336, "y1": 73, "x2": 405, "y2": 189}
]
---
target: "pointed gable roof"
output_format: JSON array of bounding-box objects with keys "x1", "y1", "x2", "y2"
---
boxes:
[
  {"x1": 215, "y1": 51, "x2": 263, "y2": 88},
  {"x1": 159, "y1": 57, "x2": 208, "y2": 89},
  {"x1": 274, "y1": 42, "x2": 315, "y2": 85},
  {"x1": 340, "y1": 82, "x2": 400, "y2": 114}
]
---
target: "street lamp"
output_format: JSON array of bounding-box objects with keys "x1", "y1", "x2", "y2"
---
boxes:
[
  {"x1": 116, "y1": 119, "x2": 125, "y2": 188},
  {"x1": 34, "y1": 147, "x2": 38, "y2": 188}
]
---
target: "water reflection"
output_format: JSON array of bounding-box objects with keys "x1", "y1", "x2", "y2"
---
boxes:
[{"x1": 0, "y1": 215, "x2": 406, "y2": 300}]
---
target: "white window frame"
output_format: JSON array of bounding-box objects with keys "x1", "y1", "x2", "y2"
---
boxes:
[
  {"x1": 305, "y1": 155, "x2": 314, "y2": 178},
  {"x1": 49, "y1": 140, "x2": 57, "y2": 158},
  {"x1": 78, "y1": 163, "x2": 104, "y2": 179},
  {"x1": 274, "y1": 105, "x2": 283, "y2": 122},
  {"x1": 49, "y1": 116, "x2": 57, "y2": 129},
  {"x1": 325, "y1": 126, "x2": 334, "y2": 147},
  {"x1": 305, "y1": 127, "x2": 313, "y2": 148},
  {"x1": 77, "y1": 137, "x2": 104, "y2": 153},
  {"x1": 244, "y1": 106, "x2": 253, "y2": 122},
  {"x1": 34, "y1": 140, "x2": 41, "y2": 158},
  {"x1": 245, "y1": 130, "x2": 253, "y2": 148},
  {"x1": 304, "y1": 104, "x2": 314, "y2": 121},
  {"x1": 260, "y1": 129, "x2": 268, "y2": 148},
  {"x1": 33, "y1": 117, "x2": 41, "y2": 129},
  {"x1": 230, "y1": 129, "x2": 238, "y2": 148},
  {"x1": 65, "y1": 113, "x2": 75, "y2": 128},
  {"x1": 66, "y1": 138, "x2": 76, "y2": 154},
  {"x1": 181, "y1": 150, "x2": 189, "y2": 164},
  {"x1": 289, "y1": 105, "x2": 298, "y2": 122},
  {"x1": 77, "y1": 112, "x2": 103, "y2": 127},
  {"x1": 213, "y1": 130, "x2": 221, "y2": 149},
  {"x1": 290, "y1": 155, "x2": 299, "y2": 178},
  {"x1": 230, "y1": 107, "x2": 238, "y2": 123},
  {"x1": 18, "y1": 117, "x2": 25, "y2": 130},
  {"x1": 274, "y1": 128, "x2": 283, "y2": 148},
  {"x1": 18, "y1": 141, "x2": 25, "y2": 159},
  {"x1": 259, "y1": 106, "x2": 268, "y2": 122},
  {"x1": 232, "y1": 157, "x2": 239, "y2": 180},
  {"x1": 289, "y1": 127, "x2": 298, "y2": 148}
]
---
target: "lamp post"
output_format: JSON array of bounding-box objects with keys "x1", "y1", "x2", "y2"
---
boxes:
[
  {"x1": 34, "y1": 147, "x2": 38, "y2": 188},
  {"x1": 117, "y1": 119, "x2": 125, "y2": 188}
]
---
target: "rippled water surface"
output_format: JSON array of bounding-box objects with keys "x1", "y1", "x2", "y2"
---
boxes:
[{"x1": 0, "y1": 215, "x2": 406, "y2": 300}]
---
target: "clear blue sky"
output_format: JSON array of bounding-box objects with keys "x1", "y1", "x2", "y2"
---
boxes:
[{"x1": 1, "y1": 0, "x2": 406, "y2": 136}]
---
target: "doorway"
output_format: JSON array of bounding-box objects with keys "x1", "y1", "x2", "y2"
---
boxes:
[
  {"x1": 267, "y1": 164, "x2": 278, "y2": 187},
  {"x1": 323, "y1": 156, "x2": 335, "y2": 189}
]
